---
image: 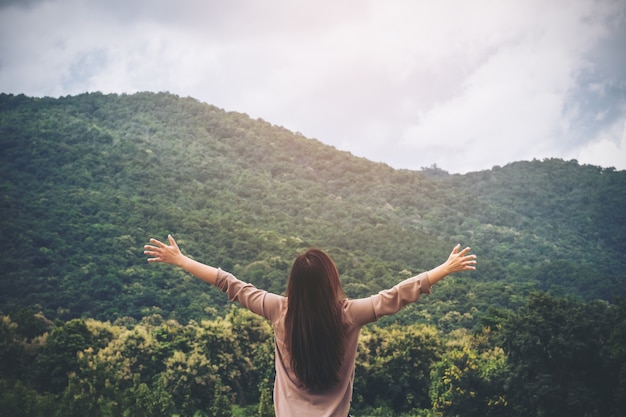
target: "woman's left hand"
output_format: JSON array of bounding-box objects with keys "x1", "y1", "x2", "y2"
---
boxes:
[{"x1": 445, "y1": 244, "x2": 477, "y2": 273}]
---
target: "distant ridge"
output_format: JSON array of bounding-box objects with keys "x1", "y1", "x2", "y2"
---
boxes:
[{"x1": 1, "y1": 92, "x2": 624, "y2": 325}]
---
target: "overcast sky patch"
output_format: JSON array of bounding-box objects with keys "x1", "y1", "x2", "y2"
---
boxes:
[{"x1": 1, "y1": 0, "x2": 624, "y2": 173}]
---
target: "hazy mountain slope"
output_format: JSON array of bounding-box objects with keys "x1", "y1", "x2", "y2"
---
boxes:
[{"x1": 1, "y1": 92, "x2": 624, "y2": 326}]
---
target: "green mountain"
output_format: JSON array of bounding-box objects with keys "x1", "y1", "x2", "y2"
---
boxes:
[{"x1": 1, "y1": 91, "x2": 625, "y2": 326}]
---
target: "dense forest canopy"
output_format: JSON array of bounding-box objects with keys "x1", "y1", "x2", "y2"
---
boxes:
[
  {"x1": 1, "y1": 91, "x2": 624, "y2": 323},
  {"x1": 1, "y1": 92, "x2": 625, "y2": 416}
]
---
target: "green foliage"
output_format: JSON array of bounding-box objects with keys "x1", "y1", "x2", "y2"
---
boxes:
[
  {"x1": 499, "y1": 293, "x2": 626, "y2": 417},
  {"x1": 353, "y1": 324, "x2": 441, "y2": 412},
  {"x1": 2, "y1": 297, "x2": 626, "y2": 416},
  {"x1": 1, "y1": 91, "x2": 626, "y2": 416},
  {"x1": 32, "y1": 319, "x2": 103, "y2": 393},
  {"x1": 0, "y1": 379, "x2": 57, "y2": 417},
  {"x1": 429, "y1": 330, "x2": 507, "y2": 417},
  {"x1": 210, "y1": 379, "x2": 233, "y2": 417},
  {"x1": 1, "y1": 92, "x2": 625, "y2": 329},
  {"x1": 123, "y1": 374, "x2": 176, "y2": 417},
  {"x1": 256, "y1": 378, "x2": 274, "y2": 417}
]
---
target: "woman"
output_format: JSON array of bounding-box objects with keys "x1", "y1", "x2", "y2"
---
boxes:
[{"x1": 144, "y1": 235, "x2": 476, "y2": 417}]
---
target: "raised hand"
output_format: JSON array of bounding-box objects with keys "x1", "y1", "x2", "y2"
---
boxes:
[
  {"x1": 144, "y1": 234, "x2": 184, "y2": 266},
  {"x1": 445, "y1": 244, "x2": 477, "y2": 273}
]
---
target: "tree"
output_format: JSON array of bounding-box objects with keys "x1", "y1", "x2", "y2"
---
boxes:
[
  {"x1": 162, "y1": 349, "x2": 221, "y2": 417},
  {"x1": 211, "y1": 378, "x2": 233, "y2": 417},
  {"x1": 500, "y1": 292, "x2": 621, "y2": 417},
  {"x1": 257, "y1": 378, "x2": 274, "y2": 417},
  {"x1": 429, "y1": 330, "x2": 507, "y2": 417},
  {"x1": 32, "y1": 319, "x2": 94, "y2": 393},
  {"x1": 226, "y1": 306, "x2": 274, "y2": 404},
  {"x1": 123, "y1": 374, "x2": 175, "y2": 417},
  {"x1": 0, "y1": 379, "x2": 56, "y2": 417},
  {"x1": 354, "y1": 324, "x2": 441, "y2": 412}
]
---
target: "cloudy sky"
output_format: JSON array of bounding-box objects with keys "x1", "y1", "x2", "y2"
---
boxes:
[{"x1": 1, "y1": 0, "x2": 624, "y2": 173}]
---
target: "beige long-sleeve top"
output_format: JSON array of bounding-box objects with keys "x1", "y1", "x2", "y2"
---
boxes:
[{"x1": 215, "y1": 269, "x2": 431, "y2": 417}]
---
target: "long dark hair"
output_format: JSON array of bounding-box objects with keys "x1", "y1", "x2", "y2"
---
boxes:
[{"x1": 285, "y1": 249, "x2": 347, "y2": 391}]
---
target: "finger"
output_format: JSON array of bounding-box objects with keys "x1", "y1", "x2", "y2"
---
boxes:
[
  {"x1": 168, "y1": 234, "x2": 178, "y2": 249},
  {"x1": 459, "y1": 246, "x2": 472, "y2": 256},
  {"x1": 450, "y1": 244, "x2": 461, "y2": 255},
  {"x1": 464, "y1": 258, "x2": 477, "y2": 269},
  {"x1": 150, "y1": 238, "x2": 166, "y2": 248}
]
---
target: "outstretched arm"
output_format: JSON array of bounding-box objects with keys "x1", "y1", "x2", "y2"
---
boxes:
[
  {"x1": 144, "y1": 235, "x2": 219, "y2": 286},
  {"x1": 427, "y1": 244, "x2": 476, "y2": 286}
]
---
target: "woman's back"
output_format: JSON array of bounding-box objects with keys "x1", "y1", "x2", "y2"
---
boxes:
[
  {"x1": 284, "y1": 249, "x2": 347, "y2": 391},
  {"x1": 215, "y1": 267, "x2": 433, "y2": 417}
]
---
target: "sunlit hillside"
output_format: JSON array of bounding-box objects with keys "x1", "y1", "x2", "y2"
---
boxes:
[
  {"x1": 1, "y1": 92, "x2": 625, "y2": 417},
  {"x1": 1, "y1": 91, "x2": 625, "y2": 324}
]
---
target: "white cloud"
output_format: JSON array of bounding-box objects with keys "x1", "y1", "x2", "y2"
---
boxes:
[
  {"x1": 572, "y1": 112, "x2": 626, "y2": 170},
  {"x1": 390, "y1": 0, "x2": 620, "y2": 173},
  {"x1": 0, "y1": 0, "x2": 624, "y2": 173}
]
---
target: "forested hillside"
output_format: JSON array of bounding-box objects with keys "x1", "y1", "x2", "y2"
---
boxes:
[
  {"x1": 1, "y1": 92, "x2": 625, "y2": 416},
  {"x1": 1, "y1": 91, "x2": 624, "y2": 323}
]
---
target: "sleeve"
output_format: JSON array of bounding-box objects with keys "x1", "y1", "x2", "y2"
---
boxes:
[
  {"x1": 347, "y1": 272, "x2": 431, "y2": 326},
  {"x1": 215, "y1": 269, "x2": 284, "y2": 322}
]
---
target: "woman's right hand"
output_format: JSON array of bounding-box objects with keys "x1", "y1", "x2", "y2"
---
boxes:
[{"x1": 144, "y1": 234, "x2": 185, "y2": 266}]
